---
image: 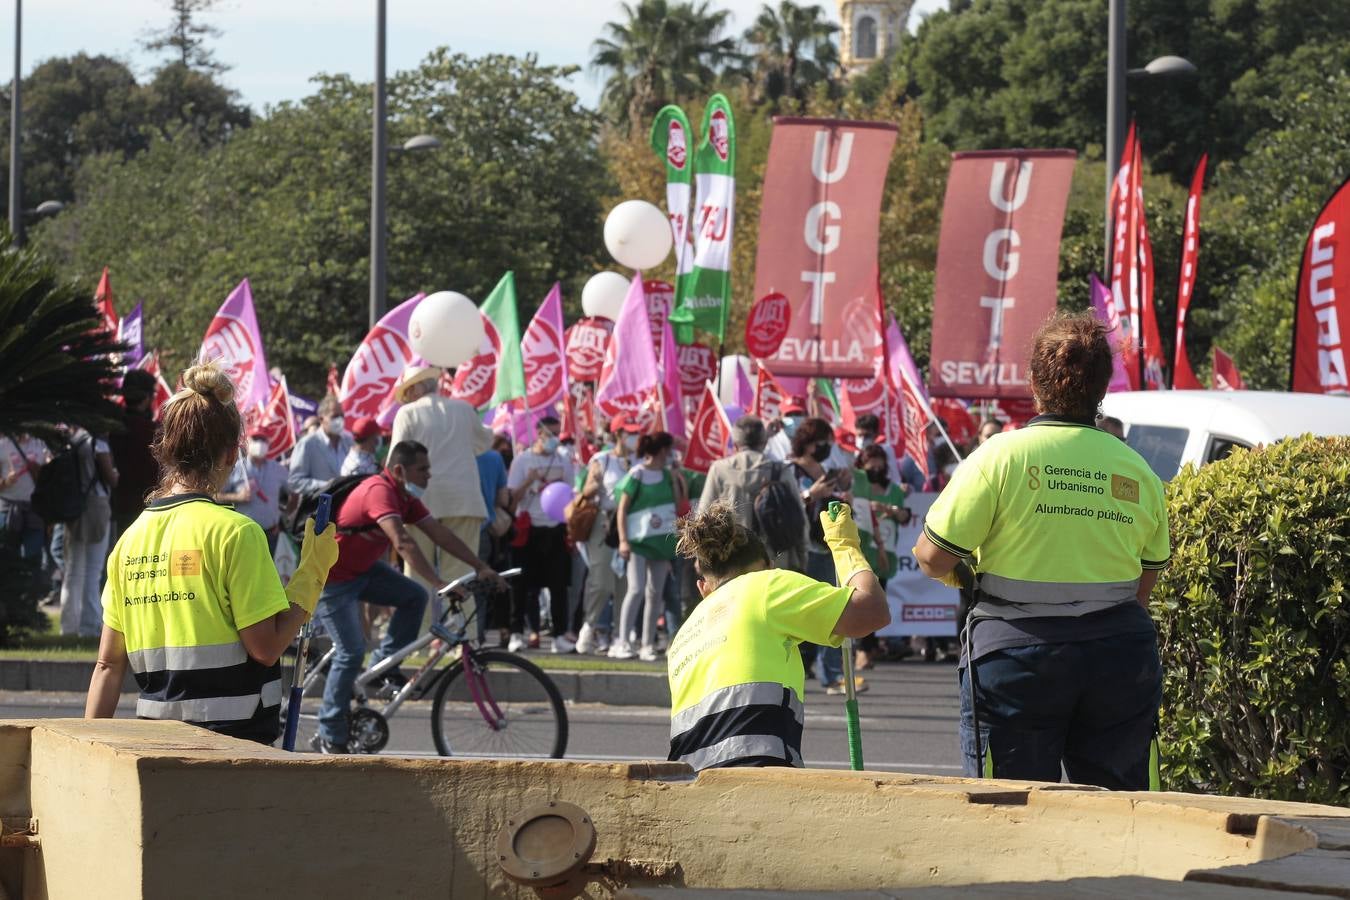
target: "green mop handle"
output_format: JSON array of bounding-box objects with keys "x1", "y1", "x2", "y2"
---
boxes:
[{"x1": 828, "y1": 501, "x2": 865, "y2": 771}]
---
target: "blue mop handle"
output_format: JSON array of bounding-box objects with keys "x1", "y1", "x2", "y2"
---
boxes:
[{"x1": 281, "y1": 493, "x2": 331, "y2": 751}]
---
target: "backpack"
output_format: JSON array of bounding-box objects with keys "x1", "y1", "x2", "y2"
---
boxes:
[
  {"x1": 29, "y1": 436, "x2": 94, "y2": 525},
  {"x1": 752, "y1": 462, "x2": 807, "y2": 556},
  {"x1": 285, "y1": 473, "x2": 379, "y2": 539}
]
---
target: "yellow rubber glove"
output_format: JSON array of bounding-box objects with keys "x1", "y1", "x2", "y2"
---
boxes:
[
  {"x1": 821, "y1": 502, "x2": 872, "y2": 585},
  {"x1": 285, "y1": 519, "x2": 339, "y2": 615},
  {"x1": 912, "y1": 548, "x2": 971, "y2": 590}
]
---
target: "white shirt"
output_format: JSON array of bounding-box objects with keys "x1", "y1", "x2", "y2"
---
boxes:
[
  {"x1": 0, "y1": 436, "x2": 46, "y2": 503},
  {"x1": 389, "y1": 394, "x2": 493, "y2": 519},
  {"x1": 508, "y1": 449, "x2": 576, "y2": 526},
  {"x1": 764, "y1": 430, "x2": 792, "y2": 462}
]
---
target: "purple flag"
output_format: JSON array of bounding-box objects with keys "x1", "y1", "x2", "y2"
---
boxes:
[
  {"x1": 885, "y1": 314, "x2": 928, "y2": 401},
  {"x1": 289, "y1": 391, "x2": 318, "y2": 438},
  {"x1": 118, "y1": 302, "x2": 144, "y2": 369},
  {"x1": 734, "y1": 358, "x2": 754, "y2": 412},
  {"x1": 200, "y1": 279, "x2": 271, "y2": 414},
  {"x1": 1090, "y1": 273, "x2": 1132, "y2": 393},
  {"x1": 340, "y1": 292, "x2": 425, "y2": 420},
  {"x1": 659, "y1": 314, "x2": 686, "y2": 438},
  {"x1": 596, "y1": 275, "x2": 661, "y2": 427}
]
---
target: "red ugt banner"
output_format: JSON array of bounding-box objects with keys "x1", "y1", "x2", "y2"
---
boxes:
[
  {"x1": 929, "y1": 150, "x2": 1076, "y2": 399},
  {"x1": 1292, "y1": 175, "x2": 1350, "y2": 394},
  {"x1": 756, "y1": 118, "x2": 897, "y2": 378}
]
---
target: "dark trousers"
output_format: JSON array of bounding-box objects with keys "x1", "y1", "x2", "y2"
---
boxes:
[
  {"x1": 510, "y1": 524, "x2": 571, "y2": 636},
  {"x1": 958, "y1": 632, "x2": 1162, "y2": 789}
]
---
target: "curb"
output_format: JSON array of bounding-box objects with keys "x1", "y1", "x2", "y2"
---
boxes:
[{"x1": 0, "y1": 659, "x2": 672, "y2": 708}]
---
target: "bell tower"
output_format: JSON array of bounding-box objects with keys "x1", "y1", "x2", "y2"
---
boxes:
[{"x1": 838, "y1": 0, "x2": 914, "y2": 75}]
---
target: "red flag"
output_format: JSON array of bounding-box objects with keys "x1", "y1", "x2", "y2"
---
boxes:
[
  {"x1": 1173, "y1": 155, "x2": 1208, "y2": 390},
  {"x1": 752, "y1": 362, "x2": 787, "y2": 420},
  {"x1": 136, "y1": 352, "x2": 174, "y2": 421},
  {"x1": 1292, "y1": 175, "x2": 1350, "y2": 394},
  {"x1": 94, "y1": 267, "x2": 118, "y2": 337},
  {"x1": 1109, "y1": 124, "x2": 1142, "y2": 390},
  {"x1": 257, "y1": 377, "x2": 297, "y2": 459},
  {"x1": 521, "y1": 284, "x2": 567, "y2": 410},
  {"x1": 1213, "y1": 346, "x2": 1245, "y2": 391},
  {"x1": 899, "y1": 375, "x2": 930, "y2": 482},
  {"x1": 564, "y1": 317, "x2": 612, "y2": 382},
  {"x1": 929, "y1": 150, "x2": 1077, "y2": 398},
  {"x1": 326, "y1": 364, "x2": 340, "y2": 398},
  {"x1": 568, "y1": 381, "x2": 598, "y2": 438},
  {"x1": 1133, "y1": 141, "x2": 1165, "y2": 390},
  {"x1": 930, "y1": 398, "x2": 976, "y2": 447},
  {"x1": 756, "y1": 117, "x2": 899, "y2": 377},
  {"x1": 683, "y1": 382, "x2": 732, "y2": 474}
]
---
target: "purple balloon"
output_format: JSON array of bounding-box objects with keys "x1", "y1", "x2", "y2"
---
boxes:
[
  {"x1": 722, "y1": 404, "x2": 744, "y2": 423},
  {"x1": 539, "y1": 481, "x2": 575, "y2": 524}
]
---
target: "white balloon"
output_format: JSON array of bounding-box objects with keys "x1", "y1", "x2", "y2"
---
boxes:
[
  {"x1": 581, "y1": 271, "x2": 631, "y2": 322},
  {"x1": 717, "y1": 355, "x2": 752, "y2": 407},
  {"x1": 409, "y1": 291, "x2": 484, "y2": 368},
  {"x1": 604, "y1": 200, "x2": 673, "y2": 270}
]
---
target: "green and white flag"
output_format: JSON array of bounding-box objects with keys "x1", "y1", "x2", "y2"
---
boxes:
[
  {"x1": 650, "y1": 104, "x2": 695, "y2": 321},
  {"x1": 450, "y1": 271, "x2": 525, "y2": 409},
  {"x1": 669, "y1": 94, "x2": 735, "y2": 344}
]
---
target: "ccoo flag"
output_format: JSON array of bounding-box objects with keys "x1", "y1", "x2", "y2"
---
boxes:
[
  {"x1": 340, "y1": 292, "x2": 424, "y2": 420},
  {"x1": 1291, "y1": 175, "x2": 1350, "y2": 394},
  {"x1": 200, "y1": 279, "x2": 271, "y2": 416}
]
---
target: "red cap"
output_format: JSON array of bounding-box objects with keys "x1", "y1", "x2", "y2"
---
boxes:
[
  {"x1": 834, "y1": 428, "x2": 857, "y2": 453},
  {"x1": 352, "y1": 416, "x2": 381, "y2": 442},
  {"x1": 609, "y1": 413, "x2": 644, "y2": 434},
  {"x1": 780, "y1": 396, "x2": 807, "y2": 415}
]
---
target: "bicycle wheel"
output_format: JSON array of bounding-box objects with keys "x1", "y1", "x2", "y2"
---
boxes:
[{"x1": 430, "y1": 649, "x2": 568, "y2": 759}]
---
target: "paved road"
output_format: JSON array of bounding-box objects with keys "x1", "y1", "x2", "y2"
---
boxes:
[{"x1": 0, "y1": 660, "x2": 963, "y2": 773}]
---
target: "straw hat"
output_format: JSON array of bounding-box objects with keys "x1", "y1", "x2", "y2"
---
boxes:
[{"x1": 393, "y1": 359, "x2": 443, "y2": 404}]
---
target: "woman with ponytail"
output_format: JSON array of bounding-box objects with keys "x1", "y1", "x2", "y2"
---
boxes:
[{"x1": 85, "y1": 362, "x2": 339, "y2": 744}]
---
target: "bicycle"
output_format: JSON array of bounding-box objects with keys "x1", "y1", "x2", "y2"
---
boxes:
[{"x1": 279, "y1": 567, "x2": 568, "y2": 758}]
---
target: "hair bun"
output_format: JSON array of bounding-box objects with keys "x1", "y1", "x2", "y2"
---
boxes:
[{"x1": 181, "y1": 361, "x2": 236, "y2": 405}]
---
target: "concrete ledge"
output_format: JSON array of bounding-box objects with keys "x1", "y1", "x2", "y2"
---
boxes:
[
  {"x1": 0, "y1": 658, "x2": 671, "y2": 706},
  {"x1": 2, "y1": 719, "x2": 1349, "y2": 899}
]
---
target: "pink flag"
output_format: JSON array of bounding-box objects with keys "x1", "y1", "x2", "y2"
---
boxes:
[
  {"x1": 200, "y1": 279, "x2": 271, "y2": 416},
  {"x1": 1090, "y1": 273, "x2": 1133, "y2": 393},
  {"x1": 521, "y1": 283, "x2": 567, "y2": 410},
  {"x1": 659, "y1": 314, "x2": 686, "y2": 438},
  {"x1": 884, "y1": 314, "x2": 928, "y2": 407},
  {"x1": 340, "y1": 292, "x2": 425, "y2": 420},
  {"x1": 596, "y1": 275, "x2": 661, "y2": 430}
]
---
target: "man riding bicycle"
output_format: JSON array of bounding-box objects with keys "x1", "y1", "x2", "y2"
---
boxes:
[{"x1": 312, "y1": 440, "x2": 502, "y2": 754}]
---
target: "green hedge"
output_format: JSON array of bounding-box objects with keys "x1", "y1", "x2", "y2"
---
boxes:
[{"x1": 1154, "y1": 435, "x2": 1350, "y2": 803}]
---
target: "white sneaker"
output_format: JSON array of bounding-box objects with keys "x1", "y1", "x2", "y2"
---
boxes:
[
  {"x1": 638, "y1": 645, "x2": 659, "y2": 663},
  {"x1": 552, "y1": 634, "x2": 576, "y2": 654},
  {"x1": 594, "y1": 630, "x2": 612, "y2": 655},
  {"x1": 607, "y1": 641, "x2": 635, "y2": 660},
  {"x1": 507, "y1": 633, "x2": 526, "y2": 653},
  {"x1": 574, "y1": 624, "x2": 597, "y2": 655}
]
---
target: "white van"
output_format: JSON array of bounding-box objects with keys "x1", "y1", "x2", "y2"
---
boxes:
[{"x1": 1099, "y1": 390, "x2": 1350, "y2": 481}]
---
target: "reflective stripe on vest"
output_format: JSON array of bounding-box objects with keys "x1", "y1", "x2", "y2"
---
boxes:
[
  {"x1": 136, "y1": 678, "x2": 283, "y2": 723},
  {"x1": 975, "y1": 573, "x2": 1138, "y2": 620},
  {"x1": 126, "y1": 641, "x2": 248, "y2": 674},
  {"x1": 670, "y1": 681, "x2": 804, "y2": 770}
]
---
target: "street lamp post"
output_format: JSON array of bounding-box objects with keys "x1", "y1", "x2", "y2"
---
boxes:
[
  {"x1": 8, "y1": 0, "x2": 22, "y2": 245},
  {"x1": 1103, "y1": 0, "x2": 1197, "y2": 274}
]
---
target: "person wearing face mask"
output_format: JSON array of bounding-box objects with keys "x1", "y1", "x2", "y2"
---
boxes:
[
  {"x1": 217, "y1": 430, "x2": 291, "y2": 554},
  {"x1": 764, "y1": 398, "x2": 806, "y2": 462},
  {"x1": 311, "y1": 440, "x2": 501, "y2": 753},
  {"x1": 574, "y1": 414, "x2": 641, "y2": 655},
  {"x1": 506, "y1": 417, "x2": 577, "y2": 653},
  {"x1": 288, "y1": 394, "x2": 354, "y2": 496},
  {"x1": 790, "y1": 418, "x2": 859, "y2": 693},
  {"x1": 612, "y1": 431, "x2": 687, "y2": 661},
  {"x1": 851, "y1": 444, "x2": 914, "y2": 671},
  {"x1": 341, "y1": 417, "x2": 384, "y2": 476}
]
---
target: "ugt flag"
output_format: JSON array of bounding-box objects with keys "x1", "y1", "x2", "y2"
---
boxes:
[
  {"x1": 256, "y1": 376, "x2": 297, "y2": 460},
  {"x1": 1173, "y1": 155, "x2": 1209, "y2": 390},
  {"x1": 200, "y1": 279, "x2": 271, "y2": 415},
  {"x1": 340, "y1": 292, "x2": 424, "y2": 421},
  {"x1": 521, "y1": 283, "x2": 567, "y2": 410},
  {"x1": 1292, "y1": 175, "x2": 1350, "y2": 394},
  {"x1": 684, "y1": 382, "x2": 733, "y2": 474}
]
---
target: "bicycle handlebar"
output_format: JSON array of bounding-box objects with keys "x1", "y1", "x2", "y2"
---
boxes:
[{"x1": 436, "y1": 567, "x2": 523, "y2": 597}]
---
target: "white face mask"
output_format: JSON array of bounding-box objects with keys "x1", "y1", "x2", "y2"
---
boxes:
[
  {"x1": 622, "y1": 434, "x2": 638, "y2": 451},
  {"x1": 248, "y1": 439, "x2": 269, "y2": 459},
  {"x1": 404, "y1": 480, "x2": 426, "y2": 499},
  {"x1": 324, "y1": 416, "x2": 345, "y2": 436}
]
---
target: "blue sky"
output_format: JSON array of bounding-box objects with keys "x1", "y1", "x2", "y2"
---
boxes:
[{"x1": 1, "y1": 0, "x2": 947, "y2": 112}]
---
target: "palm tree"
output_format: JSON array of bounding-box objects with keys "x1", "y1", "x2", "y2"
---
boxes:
[
  {"x1": 743, "y1": 1, "x2": 840, "y2": 105},
  {"x1": 0, "y1": 233, "x2": 124, "y2": 447},
  {"x1": 591, "y1": 0, "x2": 744, "y2": 129}
]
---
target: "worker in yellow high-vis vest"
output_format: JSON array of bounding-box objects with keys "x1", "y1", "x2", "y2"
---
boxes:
[
  {"x1": 915, "y1": 311, "x2": 1170, "y2": 789},
  {"x1": 665, "y1": 501, "x2": 889, "y2": 770},
  {"x1": 86, "y1": 362, "x2": 338, "y2": 744}
]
